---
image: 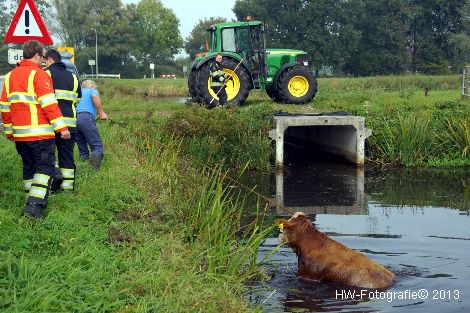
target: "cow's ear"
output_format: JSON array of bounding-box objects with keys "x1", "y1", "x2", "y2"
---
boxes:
[{"x1": 275, "y1": 219, "x2": 294, "y2": 230}]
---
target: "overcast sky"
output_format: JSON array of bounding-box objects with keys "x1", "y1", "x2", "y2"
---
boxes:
[{"x1": 123, "y1": 0, "x2": 237, "y2": 39}]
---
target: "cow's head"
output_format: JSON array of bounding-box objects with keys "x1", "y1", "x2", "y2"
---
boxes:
[{"x1": 276, "y1": 212, "x2": 314, "y2": 249}]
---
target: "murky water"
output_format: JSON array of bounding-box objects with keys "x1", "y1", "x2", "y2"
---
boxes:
[{"x1": 245, "y1": 145, "x2": 470, "y2": 312}]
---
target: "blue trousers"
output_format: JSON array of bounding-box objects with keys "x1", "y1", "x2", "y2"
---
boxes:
[{"x1": 76, "y1": 112, "x2": 104, "y2": 160}]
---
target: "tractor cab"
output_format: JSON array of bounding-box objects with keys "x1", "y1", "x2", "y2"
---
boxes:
[{"x1": 207, "y1": 22, "x2": 266, "y2": 89}]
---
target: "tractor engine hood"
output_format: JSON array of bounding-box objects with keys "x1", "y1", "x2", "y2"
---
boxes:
[{"x1": 266, "y1": 49, "x2": 308, "y2": 56}]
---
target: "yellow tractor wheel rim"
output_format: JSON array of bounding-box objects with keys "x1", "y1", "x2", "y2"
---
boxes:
[
  {"x1": 288, "y1": 76, "x2": 309, "y2": 97},
  {"x1": 208, "y1": 69, "x2": 240, "y2": 101}
]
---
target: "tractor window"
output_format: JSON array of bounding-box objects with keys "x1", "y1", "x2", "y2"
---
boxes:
[
  {"x1": 236, "y1": 28, "x2": 251, "y2": 55},
  {"x1": 210, "y1": 30, "x2": 216, "y2": 51},
  {"x1": 221, "y1": 28, "x2": 236, "y2": 52}
]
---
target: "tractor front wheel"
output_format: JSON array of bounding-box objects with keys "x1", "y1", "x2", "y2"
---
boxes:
[
  {"x1": 277, "y1": 66, "x2": 317, "y2": 104},
  {"x1": 196, "y1": 58, "x2": 251, "y2": 107}
]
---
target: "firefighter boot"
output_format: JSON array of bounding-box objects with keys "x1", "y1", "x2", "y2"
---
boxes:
[
  {"x1": 22, "y1": 203, "x2": 44, "y2": 219},
  {"x1": 90, "y1": 154, "x2": 103, "y2": 171},
  {"x1": 50, "y1": 167, "x2": 63, "y2": 193}
]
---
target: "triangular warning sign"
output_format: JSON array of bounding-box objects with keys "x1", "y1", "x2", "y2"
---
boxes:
[{"x1": 3, "y1": 0, "x2": 53, "y2": 45}]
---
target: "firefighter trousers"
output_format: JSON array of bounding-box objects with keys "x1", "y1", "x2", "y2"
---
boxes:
[
  {"x1": 55, "y1": 132, "x2": 76, "y2": 191},
  {"x1": 15, "y1": 139, "x2": 55, "y2": 206},
  {"x1": 211, "y1": 86, "x2": 227, "y2": 106}
]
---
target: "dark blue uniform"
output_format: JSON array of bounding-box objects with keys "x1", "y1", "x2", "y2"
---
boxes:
[
  {"x1": 209, "y1": 60, "x2": 227, "y2": 107},
  {"x1": 46, "y1": 62, "x2": 81, "y2": 191}
]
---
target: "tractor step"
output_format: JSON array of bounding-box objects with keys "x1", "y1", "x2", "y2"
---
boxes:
[{"x1": 252, "y1": 73, "x2": 262, "y2": 90}]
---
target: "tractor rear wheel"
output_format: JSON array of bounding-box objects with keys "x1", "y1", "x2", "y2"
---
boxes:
[
  {"x1": 188, "y1": 68, "x2": 201, "y2": 102},
  {"x1": 277, "y1": 66, "x2": 317, "y2": 104},
  {"x1": 196, "y1": 58, "x2": 251, "y2": 107}
]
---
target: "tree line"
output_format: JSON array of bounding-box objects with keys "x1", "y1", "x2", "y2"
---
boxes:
[
  {"x1": 234, "y1": 0, "x2": 470, "y2": 75},
  {"x1": 1, "y1": 0, "x2": 469, "y2": 77}
]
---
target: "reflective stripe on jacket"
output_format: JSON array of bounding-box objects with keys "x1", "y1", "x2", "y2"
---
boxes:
[
  {"x1": 46, "y1": 62, "x2": 82, "y2": 129},
  {"x1": 210, "y1": 61, "x2": 226, "y2": 87},
  {"x1": 0, "y1": 59, "x2": 67, "y2": 142}
]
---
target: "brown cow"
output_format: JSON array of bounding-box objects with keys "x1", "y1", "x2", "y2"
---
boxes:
[{"x1": 277, "y1": 212, "x2": 395, "y2": 289}]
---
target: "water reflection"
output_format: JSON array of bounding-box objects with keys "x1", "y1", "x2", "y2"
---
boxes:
[
  {"x1": 246, "y1": 145, "x2": 470, "y2": 312},
  {"x1": 275, "y1": 166, "x2": 367, "y2": 216}
]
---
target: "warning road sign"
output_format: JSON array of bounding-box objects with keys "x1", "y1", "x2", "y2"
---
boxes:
[{"x1": 3, "y1": 0, "x2": 53, "y2": 45}]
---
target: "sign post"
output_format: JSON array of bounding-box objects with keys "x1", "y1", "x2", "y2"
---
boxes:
[
  {"x1": 182, "y1": 66, "x2": 188, "y2": 78},
  {"x1": 150, "y1": 63, "x2": 155, "y2": 79},
  {"x1": 3, "y1": 0, "x2": 53, "y2": 45},
  {"x1": 88, "y1": 59, "x2": 95, "y2": 76}
]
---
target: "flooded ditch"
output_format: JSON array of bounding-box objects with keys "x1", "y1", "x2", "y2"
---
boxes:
[{"x1": 243, "y1": 143, "x2": 469, "y2": 312}]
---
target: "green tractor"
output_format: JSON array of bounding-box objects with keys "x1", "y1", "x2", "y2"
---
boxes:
[{"x1": 188, "y1": 20, "x2": 317, "y2": 106}]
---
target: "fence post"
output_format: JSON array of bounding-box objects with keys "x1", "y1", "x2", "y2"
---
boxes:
[{"x1": 463, "y1": 65, "x2": 469, "y2": 101}]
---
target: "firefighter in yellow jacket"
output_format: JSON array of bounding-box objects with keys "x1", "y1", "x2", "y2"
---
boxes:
[{"x1": 0, "y1": 40, "x2": 70, "y2": 219}]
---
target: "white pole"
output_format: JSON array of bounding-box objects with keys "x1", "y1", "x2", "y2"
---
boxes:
[{"x1": 92, "y1": 28, "x2": 98, "y2": 76}]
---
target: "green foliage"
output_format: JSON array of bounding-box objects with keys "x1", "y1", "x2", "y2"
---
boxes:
[
  {"x1": 134, "y1": 0, "x2": 183, "y2": 64},
  {"x1": 372, "y1": 113, "x2": 438, "y2": 166},
  {"x1": 185, "y1": 17, "x2": 227, "y2": 58},
  {"x1": 234, "y1": 0, "x2": 468, "y2": 75},
  {"x1": 448, "y1": 33, "x2": 470, "y2": 72},
  {"x1": 439, "y1": 117, "x2": 470, "y2": 157},
  {"x1": 163, "y1": 104, "x2": 274, "y2": 170},
  {"x1": 344, "y1": 0, "x2": 410, "y2": 75},
  {"x1": 96, "y1": 74, "x2": 468, "y2": 167},
  {"x1": 185, "y1": 171, "x2": 273, "y2": 280},
  {"x1": 408, "y1": 0, "x2": 467, "y2": 73}
]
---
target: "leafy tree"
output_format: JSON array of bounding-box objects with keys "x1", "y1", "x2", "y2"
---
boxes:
[
  {"x1": 448, "y1": 0, "x2": 470, "y2": 72},
  {"x1": 301, "y1": 0, "x2": 361, "y2": 75},
  {"x1": 233, "y1": 0, "x2": 360, "y2": 74},
  {"x1": 52, "y1": 0, "x2": 139, "y2": 76},
  {"x1": 52, "y1": 0, "x2": 96, "y2": 48},
  {"x1": 409, "y1": 0, "x2": 466, "y2": 73},
  {"x1": 90, "y1": 0, "x2": 137, "y2": 74},
  {"x1": 343, "y1": 0, "x2": 411, "y2": 75},
  {"x1": 185, "y1": 17, "x2": 226, "y2": 58},
  {"x1": 134, "y1": 0, "x2": 183, "y2": 65},
  {"x1": 0, "y1": 1, "x2": 12, "y2": 74}
]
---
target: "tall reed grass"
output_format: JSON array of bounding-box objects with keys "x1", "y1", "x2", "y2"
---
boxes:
[
  {"x1": 186, "y1": 170, "x2": 273, "y2": 281},
  {"x1": 440, "y1": 117, "x2": 470, "y2": 157},
  {"x1": 372, "y1": 113, "x2": 438, "y2": 165},
  {"x1": 129, "y1": 118, "x2": 273, "y2": 282}
]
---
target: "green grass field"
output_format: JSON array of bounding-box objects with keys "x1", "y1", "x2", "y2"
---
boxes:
[
  {"x1": 0, "y1": 74, "x2": 468, "y2": 312},
  {"x1": 98, "y1": 75, "x2": 468, "y2": 167}
]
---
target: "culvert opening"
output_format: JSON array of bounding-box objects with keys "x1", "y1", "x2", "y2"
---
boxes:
[
  {"x1": 283, "y1": 125, "x2": 360, "y2": 166},
  {"x1": 270, "y1": 115, "x2": 371, "y2": 215}
]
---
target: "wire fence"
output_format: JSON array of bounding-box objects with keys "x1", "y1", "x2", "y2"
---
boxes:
[{"x1": 82, "y1": 73, "x2": 121, "y2": 79}]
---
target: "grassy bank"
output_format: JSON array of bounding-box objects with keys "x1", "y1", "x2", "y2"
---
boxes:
[
  {"x1": 102, "y1": 75, "x2": 468, "y2": 167},
  {"x1": 0, "y1": 114, "x2": 271, "y2": 311}
]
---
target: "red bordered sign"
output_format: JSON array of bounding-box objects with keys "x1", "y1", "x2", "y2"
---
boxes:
[{"x1": 3, "y1": 0, "x2": 53, "y2": 45}]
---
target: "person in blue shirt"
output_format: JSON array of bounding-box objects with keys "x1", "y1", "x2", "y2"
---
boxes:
[{"x1": 76, "y1": 80, "x2": 107, "y2": 170}]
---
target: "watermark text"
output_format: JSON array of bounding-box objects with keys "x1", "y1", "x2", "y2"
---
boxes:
[{"x1": 335, "y1": 289, "x2": 460, "y2": 303}]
